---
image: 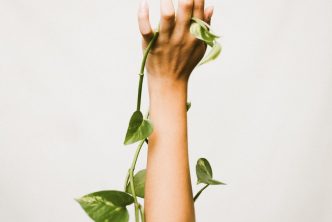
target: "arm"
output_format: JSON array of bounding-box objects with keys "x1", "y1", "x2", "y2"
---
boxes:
[{"x1": 137, "y1": 0, "x2": 214, "y2": 221}]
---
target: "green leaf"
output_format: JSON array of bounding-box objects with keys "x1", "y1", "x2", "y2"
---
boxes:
[
  {"x1": 126, "y1": 169, "x2": 146, "y2": 198},
  {"x1": 186, "y1": 102, "x2": 192, "y2": 111},
  {"x1": 189, "y1": 17, "x2": 222, "y2": 66},
  {"x1": 124, "y1": 111, "x2": 153, "y2": 145},
  {"x1": 196, "y1": 158, "x2": 226, "y2": 185},
  {"x1": 191, "y1": 17, "x2": 211, "y2": 30},
  {"x1": 76, "y1": 190, "x2": 134, "y2": 222},
  {"x1": 190, "y1": 23, "x2": 218, "y2": 44},
  {"x1": 199, "y1": 42, "x2": 222, "y2": 65},
  {"x1": 191, "y1": 17, "x2": 220, "y2": 38}
]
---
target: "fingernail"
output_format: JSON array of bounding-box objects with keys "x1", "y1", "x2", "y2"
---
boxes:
[
  {"x1": 139, "y1": 0, "x2": 149, "y2": 14},
  {"x1": 141, "y1": 0, "x2": 148, "y2": 9}
]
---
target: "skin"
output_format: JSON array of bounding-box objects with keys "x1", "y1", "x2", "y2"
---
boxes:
[{"x1": 138, "y1": 0, "x2": 214, "y2": 221}]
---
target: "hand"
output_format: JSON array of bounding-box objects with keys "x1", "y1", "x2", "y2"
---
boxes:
[
  {"x1": 138, "y1": 0, "x2": 214, "y2": 83},
  {"x1": 138, "y1": 2, "x2": 216, "y2": 221}
]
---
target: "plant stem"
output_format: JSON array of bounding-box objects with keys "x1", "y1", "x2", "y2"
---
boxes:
[
  {"x1": 123, "y1": 169, "x2": 130, "y2": 191},
  {"x1": 129, "y1": 140, "x2": 144, "y2": 222},
  {"x1": 193, "y1": 184, "x2": 210, "y2": 202},
  {"x1": 136, "y1": 31, "x2": 159, "y2": 111},
  {"x1": 123, "y1": 140, "x2": 145, "y2": 222},
  {"x1": 126, "y1": 27, "x2": 159, "y2": 222},
  {"x1": 123, "y1": 140, "x2": 145, "y2": 191},
  {"x1": 130, "y1": 140, "x2": 145, "y2": 173},
  {"x1": 138, "y1": 203, "x2": 145, "y2": 222},
  {"x1": 130, "y1": 169, "x2": 140, "y2": 222}
]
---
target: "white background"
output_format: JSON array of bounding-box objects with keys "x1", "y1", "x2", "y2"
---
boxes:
[{"x1": 0, "y1": 0, "x2": 331, "y2": 221}]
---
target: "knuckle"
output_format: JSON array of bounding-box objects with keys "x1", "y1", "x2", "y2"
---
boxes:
[
  {"x1": 141, "y1": 32, "x2": 148, "y2": 37},
  {"x1": 141, "y1": 30, "x2": 152, "y2": 38},
  {"x1": 172, "y1": 35, "x2": 185, "y2": 47},
  {"x1": 162, "y1": 11, "x2": 175, "y2": 20}
]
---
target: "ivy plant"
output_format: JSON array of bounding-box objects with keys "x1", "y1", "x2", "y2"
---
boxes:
[{"x1": 77, "y1": 17, "x2": 225, "y2": 222}]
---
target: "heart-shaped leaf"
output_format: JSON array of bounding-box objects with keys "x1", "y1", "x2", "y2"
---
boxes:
[
  {"x1": 124, "y1": 111, "x2": 153, "y2": 145},
  {"x1": 196, "y1": 158, "x2": 225, "y2": 185},
  {"x1": 190, "y1": 17, "x2": 222, "y2": 65},
  {"x1": 199, "y1": 42, "x2": 222, "y2": 65},
  {"x1": 76, "y1": 190, "x2": 134, "y2": 222},
  {"x1": 126, "y1": 169, "x2": 146, "y2": 198},
  {"x1": 190, "y1": 23, "x2": 218, "y2": 44}
]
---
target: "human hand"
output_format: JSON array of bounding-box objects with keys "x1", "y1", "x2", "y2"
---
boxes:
[{"x1": 138, "y1": 0, "x2": 214, "y2": 83}]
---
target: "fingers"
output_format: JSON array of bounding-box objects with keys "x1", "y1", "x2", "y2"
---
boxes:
[
  {"x1": 138, "y1": 0, "x2": 154, "y2": 42},
  {"x1": 176, "y1": 0, "x2": 194, "y2": 31},
  {"x1": 160, "y1": 0, "x2": 175, "y2": 33},
  {"x1": 139, "y1": 0, "x2": 214, "y2": 42},
  {"x1": 193, "y1": 0, "x2": 205, "y2": 19},
  {"x1": 204, "y1": 6, "x2": 214, "y2": 25}
]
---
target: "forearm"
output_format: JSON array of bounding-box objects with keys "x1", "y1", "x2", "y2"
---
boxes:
[
  {"x1": 138, "y1": 0, "x2": 214, "y2": 220},
  {"x1": 145, "y1": 77, "x2": 195, "y2": 222}
]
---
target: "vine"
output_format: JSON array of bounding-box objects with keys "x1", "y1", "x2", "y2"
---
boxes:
[{"x1": 76, "y1": 17, "x2": 225, "y2": 222}]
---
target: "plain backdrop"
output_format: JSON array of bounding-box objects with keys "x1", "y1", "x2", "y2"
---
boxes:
[{"x1": 0, "y1": 0, "x2": 331, "y2": 221}]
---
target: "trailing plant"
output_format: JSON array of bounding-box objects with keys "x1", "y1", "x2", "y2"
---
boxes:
[{"x1": 77, "y1": 17, "x2": 225, "y2": 222}]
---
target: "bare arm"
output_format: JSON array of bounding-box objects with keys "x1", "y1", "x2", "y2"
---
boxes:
[{"x1": 137, "y1": 0, "x2": 214, "y2": 221}]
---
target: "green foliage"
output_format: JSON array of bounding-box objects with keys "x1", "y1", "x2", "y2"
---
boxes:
[
  {"x1": 199, "y1": 42, "x2": 222, "y2": 65},
  {"x1": 124, "y1": 111, "x2": 153, "y2": 145},
  {"x1": 190, "y1": 17, "x2": 222, "y2": 65},
  {"x1": 126, "y1": 169, "x2": 146, "y2": 198},
  {"x1": 190, "y1": 23, "x2": 216, "y2": 43},
  {"x1": 196, "y1": 158, "x2": 225, "y2": 185},
  {"x1": 76, "y1": 191, "x2": 134, "y2": 222},
  {"x1": 193, "y1": 158, "x2": 226, "y2": 202},
  {"x1": 77, "y1": 17, "x2": 224, "y2": 222},
  {"x1": 191, "y1": 17, "x2": 213, "y2": 31}
]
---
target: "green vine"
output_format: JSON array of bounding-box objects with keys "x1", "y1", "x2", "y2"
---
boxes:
[{"x1": 76, "y1": 17, "x2": 225, "y2": 222}]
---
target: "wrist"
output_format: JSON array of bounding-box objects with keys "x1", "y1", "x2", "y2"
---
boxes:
[
  {"x1": 147, "y1": 75, "x2": 188, "y2": 96},
  {"x1": 147, "y1": 75, "x2": 188, "y2": 112}
]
